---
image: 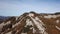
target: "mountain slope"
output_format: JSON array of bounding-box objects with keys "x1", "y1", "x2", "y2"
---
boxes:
[{"x1": 0, "y1": 12, "x2": 60, "y2": 34}]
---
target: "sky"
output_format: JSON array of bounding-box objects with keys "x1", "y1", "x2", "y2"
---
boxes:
[{"x1": 0, "y1": 0, "x2": 60, "y2": 16}]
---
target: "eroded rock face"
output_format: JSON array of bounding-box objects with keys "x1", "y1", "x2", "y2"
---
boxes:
[{"x1": 0, "y1": 12, "x2": 60, "y2": 34}]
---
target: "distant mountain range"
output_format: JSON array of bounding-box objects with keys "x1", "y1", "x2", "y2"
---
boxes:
[
  {"x1": 0, "y1": 16, "x2": 9, "y2": 20},
  {"x1": 0, "y1": 16, "x2": 11, "y2": 24}
]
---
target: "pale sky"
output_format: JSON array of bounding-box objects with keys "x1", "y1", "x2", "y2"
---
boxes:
[{"x1": 0, "y1": 0, "x2": 60, "y2": 16}]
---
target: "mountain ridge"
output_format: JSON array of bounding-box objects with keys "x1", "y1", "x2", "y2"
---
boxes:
[{"x1": 0, "y1": 12, "x2": 60, "y2": 34}]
